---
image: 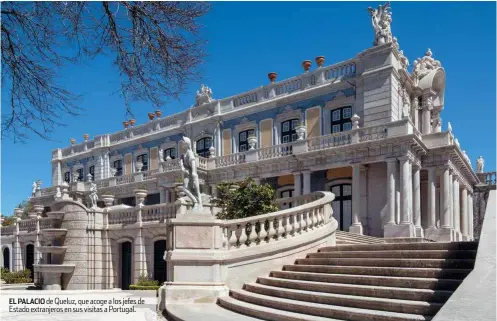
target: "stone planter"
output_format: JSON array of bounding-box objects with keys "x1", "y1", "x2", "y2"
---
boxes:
[
  {"x1": 247, "y1": 136, "x2": 257, "y2": 150},
  {"x1": 136, "y1": 161, "x2": 144, "y2": 172},
  {"x1": 129, "y1": 119, "x2": 136, "y2": 127},
  {"x1": 155, "y1": 110, "x2": 163, "y2": 118},
  {"x1": 123, "y1": 121, "x2": 129, "y2": 129},
  {"x1": 302, "y1": 60, "x2": 312, "y2": 72},
  {"x1": 268, "y1": 72, "x2": 277, "y2": 83},
  {"x1": 148, "y1": 112, "x2": 155, "y2": 121},
  {"x1": 83, "y1": 134, "x2": 89, "y2": 141},
  {"x1": 295, "y1": 125, "x2": 306, "y2": 140},
  {"x1": 133, "y1": 189, "x2": 148, "y2": 205},
  {"x1": 70, "y1": 138, "x2": 76, "y2": 145},
  {"x1": 101, "y1": 195, "x2": 115, "y2": 207},
  {"x1": 315, "y1": 56, "x2": 325, "y2": 68}
]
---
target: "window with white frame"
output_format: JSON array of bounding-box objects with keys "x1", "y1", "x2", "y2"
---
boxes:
[
  {"x1": 196, "y1": 137, "x2": 212, "y2": 158},
  {"x1": 76, "y1": 168, "x2": 84, "y2": 182},
  {"x1": 89, "y1": 166, "x2": 95, "y2": 181},
  {"x1": 137, "y1": 154, "x2": 148, "y2": 171},
  {"x1": 331, "y1": 107, "x2": 353, "y2": 133},
  {"x1": 64, "y1": 172, "x2": 70, "y2": 183},
  {"x1": 330, "y1": 183, "x2": 352, "y2": 231},
  {"x1": 114, "y1": 160, "x2": 123, "y2": 176},
  {"x1": 163, "y1": 148, "x2": 176, "y2": 160},
  {"x1": 239, "y1": 129, "x2": 255, "y2": 152},
  {"x1": 281, "y1": 119, "x2": 299, "y2": 144}
]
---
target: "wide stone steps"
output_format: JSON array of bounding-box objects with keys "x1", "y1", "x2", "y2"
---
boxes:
[
  {"x1": 256, "y1": 277, "x2": 453, "y2": 302},
  {"x1": 336, "y1": 231, "x2": 386, "y2": 245},
  {"x1": 269, "y1": 271, "x2": 463, "y2": 291},
  {"x1": 307, "y1": 250, "x2": 477, "y2": 259},
  {"x1": 223, "y1": 289, "x2": 433, "y2": 321},
  {"x1": 218, "y1": 241, "x2": 476, "y2": 321}
]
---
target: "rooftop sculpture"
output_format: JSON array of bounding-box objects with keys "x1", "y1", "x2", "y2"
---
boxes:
[
  {"x1": 368, "y1": 2, "x2": 393, "y2": 46},
  {"x1": 195, "y1": 84, "x2": 213, "y2": 106},
  {"x1": 477, "y1": 156, "x2": 484, "y2": 173}
]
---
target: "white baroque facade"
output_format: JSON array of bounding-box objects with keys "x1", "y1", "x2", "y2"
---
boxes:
[{"x1": 1, "y1": 4, "x2": 482, "y2": 290}]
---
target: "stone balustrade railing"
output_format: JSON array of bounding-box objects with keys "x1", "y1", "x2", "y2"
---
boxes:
[
  {"x1": 1, "y1": 225, "x2": 15, "y2": 236},
  {"x1": 108, "y1": 208, "x2": 137, "y2": 225},
  {"x1": 41, "y1": 186, "x2": 57, "y2": 196},
  {"x1": 275, "y1": 193, "x2": 320, "y2": 208},
  {"x1": 18, "y1": 219, "x2": 37, "y2": 232},
  {"x1": 197, "y1": 157, "x2": 208, "y2": 170},
  {"x1": 142, "y1": 203, "x2": 178, "y2": 222},
  {"x1": 116, "y1": 174, "x2": 135, "y2": 185},
  {"x1": 307, "y1": 131, "x2": 353, "y2": 151},
  {"x1": 258, "y1": 143, "x2": 294, "y2": 160},
  {"x1": 477, "y1": 172, "x2": 497, "y2": 185},
  {"x1": 220, "y1": 191, "x2": 334, "y2": 250},
  {"x1": 161, "y1": 159, "x2": 182, "y2": 172},
  {"x1": 39, "y1": 217, "x2": 52, "y2": 229},
  {"x1": 215, "y1": 152, "x2": 247, "y2": 168}
]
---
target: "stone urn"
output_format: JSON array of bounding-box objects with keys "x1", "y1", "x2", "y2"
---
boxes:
[
  {"x1": 123, "y1": 121, "x2": 129, "y2": 129},
  {"x1": 14, "y1": 208, "x2": 23, "y2": 219},
  {"x1": 133, "y1": 189, "x2": 148, "y2": 205},
  {"x1": 295, "y1": 124, "x2": 306, "y2": 140},
  {"x1": 302, "y1": 60, "x2": 312, "y2": 72},
  {"x1": 268, "y1": 72, "x2": 277, "y2": 83},
  {"x1": 70, "y1": 138, "x2": 76, "y2": 145},
  {"x1": 315, "y1": 56, "x2": 325, "y2": 68},
  {"x1": 129, "y1": 119, "x2": 136, "y2": 127},
  {"x1": 209, "y1": 146, "x2": 216, "y2": 157},
  {"x1": 155, "y1": 110, "x2": 162, "y2": 118},
  {"x1": 247, "y1": 135, "x2": 257, "y2": 150},
  {"x1": 83, "y1": 134, "x2": 89, "y2": 141},
  {"x1": 148, "y1": 112, "x2": 155, "y2": 121},
  {"x1": 135, "y1": 161, "x2": 144, "y2": 172},
  {"x1": 101, "y1": 195, "x2": 115, "y2": 207}
]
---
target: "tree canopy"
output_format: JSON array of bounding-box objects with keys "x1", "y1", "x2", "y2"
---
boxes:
[{"x1": 1, "y1": 1, "x2": 210, "y2": 142}]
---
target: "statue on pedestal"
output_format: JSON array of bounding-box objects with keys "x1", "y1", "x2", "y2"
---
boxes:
[
  {"x1": 179, "y1": 136, "x2": 203, "y2": 210},
  {"x1": 368, "y1": 2, "x2": 392, "y2": 46},
  {"x1": 32, "y1": 181, "x2": 37, "y2": 197},
  {"x1": 89, "y1": 182, "x2": 99, "y2": 208},
  {"x1": 477, "y1": 156, "x2": 484, "y2": 173}
]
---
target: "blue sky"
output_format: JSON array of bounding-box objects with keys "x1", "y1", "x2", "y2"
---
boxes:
[{"x1": 1, "y1": 2, "x2": 496, "y2": 215}]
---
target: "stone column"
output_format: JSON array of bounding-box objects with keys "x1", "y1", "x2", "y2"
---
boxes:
[
  {"x1": 302, "y1": 171, "x2": 311, "y2": 195},
  {"x1": 399, "y1": 157, "x2": 412, "y2": 224},
  {"x1": 386, "y1": 159, "x2": 397, "y2": 225},
  {"x1": 448, "y1": 170, "x2": 454, "y2": 229},
  {"x1": 159, "y1": 186, "x2": 165, "y2": 203},
  {"x1": 293, "y1": 172, "x2": 302, "y2": 197},
  {"x1": 441, "y1": 166, "x2": 451, "y2": 228},
  {"x1": 14, "y1": 219, "x2": 23, "y2": 272},
  {"x1": 412, "y1": 96, "x2": 419, "y2": 129},
  {"x1": 349, "y1": 164, "x2": 363, "y2": 235},
  {"x1": 468, "y1": 193, "x2": 474, "y2": 240},
  {"x1": 422, "y1": 105, "x2": 432, "y2": 135},
  {"x1": 412, "y1": 165, "x2": 422, "y2": 237},
  {"x1": 453, "y1": 177, "x2": 460, "y2": 239},
  {"x1": 460, "y1": 188, "x2": 468, "y2": 240},
  {"x1": 427, "y1": 167, "x2": 437, "y2": 229}
]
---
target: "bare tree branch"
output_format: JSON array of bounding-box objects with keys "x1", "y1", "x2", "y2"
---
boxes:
[{"x1": 1, "y1": 1, "x2": 210, "y2": 142}]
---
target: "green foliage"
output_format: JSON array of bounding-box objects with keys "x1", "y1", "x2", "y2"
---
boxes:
[
  {"x1": 2, "y1": 269, "x2": 32, "y2": 284},
  {"x1": 136, "y1": 273, "x2": 159, "y2": 287},
  {"x1": 212, "y1": 177, "x2": 279, "y2": 220},
  {"x1": 1, "y1": 216, "x2": 16, "y2": 226},
  {"x1": 129, "y1": 285, "x2": 160, "y2": 291},
  {"x1": 1, "y1": 267, "x2": 9, "y2": 279}
]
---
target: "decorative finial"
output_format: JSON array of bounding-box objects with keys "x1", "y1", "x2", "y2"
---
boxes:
[{"x1": 447, "y1": 122, "x2": 452, "y2": 132}]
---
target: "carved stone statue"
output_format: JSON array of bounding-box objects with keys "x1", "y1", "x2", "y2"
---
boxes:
[
  {"x1": 179, "y1": 136, "x2": 203, "y2": 210},
  {"x1": 89, "y1": 182, "x2": 98, "y2": 208},
  {"x1": 368, "y1": 2, "x2": 392, "y2": 46},
  {"x1": 398, "y1": 86, "x2": 411, "y2": 119},
  {"x1": 54, "y1": 187, "x2": 62, "y2": 200},
  {"x1": 477, "y1": 156, "x2": 484, "y2": 173},
  {"x1": 412, "y1": 49, "x2": 442, "y2": 85},
  {"x1": 32, "y1": 181, "x2": 37, "y2": 197},
  {"x1": 195, "y1": 84, "x2": 213, "y2": 106}
]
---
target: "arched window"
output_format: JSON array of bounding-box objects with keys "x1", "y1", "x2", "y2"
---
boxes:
[
  {"x1": 76, "y1": 168, "x2": 84, "y2": 182},
  {"x1": 196, "y1": 137, "x2": 212, "y2": 158},
  {"x1": 137, "y1": 154, "x2": 148, "y2": 171},
  {"x1": 113, "y1": 160, "x2": 123, "y2": 176},
  {"x1": 331, "y1": 107, "x2": 353, "y2": 133},
  {"x1": 330, "y1": 183, "x2": 352, "y2": 231},
  {"x1": 64, "y1": 172, "x2": 71, "y2": 183},
  {"x1": 239, "y1": 129, "x2": 255, "y2": 152},
  {"x1": 89, "y1": 166, "x2": 95, "y2": 181},
  {"x1": 281, "y1": 119, "x2": 299, "y2": 144},
  {"x1": 163, "y1": 148, "x2": 176, "y2": 160}
]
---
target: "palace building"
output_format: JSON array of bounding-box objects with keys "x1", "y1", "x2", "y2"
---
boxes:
[{"x1": 0, "y1": 2, "x2": 486, "y2": 296}]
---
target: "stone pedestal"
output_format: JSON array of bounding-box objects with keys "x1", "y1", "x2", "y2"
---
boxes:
[
  {"x1": 384, "y1": 223, "x2": 416, "y2": 238},
  {"x1": 414, "y1": 226, "x2": 424, "y2": 238},
  {"x1": 425, "y1": 227, "x2": 454, "y2": 242},
  {"x1": 349, "y1": 224, "x2": 363, "y2": 235}
]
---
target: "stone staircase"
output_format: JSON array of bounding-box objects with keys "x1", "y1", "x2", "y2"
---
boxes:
[
  {"x1": 335, "y1": 230, "x2": 386, "y2": 245},
  {"x1": 218, "y1": 241, "x2": 478, "y2": 321}
]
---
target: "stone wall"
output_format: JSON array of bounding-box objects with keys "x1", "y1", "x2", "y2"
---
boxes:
[{"x1": 473, "y1": 185, "x2": 493, "y2": 240}]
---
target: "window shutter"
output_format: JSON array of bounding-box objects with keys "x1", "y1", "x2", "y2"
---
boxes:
[
  {"x1": 150, "y1": 147, "x2": 158, "y2": 170},
  {"x1": 124, "y1": 153, "x2": 132, "y2": 175},
  {"x1": 222, "y1": 129, "x2": 231, "y2": 156},
  {"x1": 260, "y1": 119, "x2": 273, "y2": 148},
  {"x1": 306, "y1": 107, "x2": 321, "y2": 138}
]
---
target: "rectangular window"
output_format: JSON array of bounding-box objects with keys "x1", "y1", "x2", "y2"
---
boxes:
[
  {"x1": 240, "y1": 132, "x2": 247, "y2": 142},
  {"x1": 343, "y1": 122, "x2": 352, "y2": 131},
  {"x1": 89, "y1": 166, "x2": 95, "y2": 181},
  {"x1": 332, "y1": 110, "x2": 341, "y2": 121},
  {"x1": 114, "y1": 160, "x2": 123, "y2": 176},
  {"x1": 332, "y1": 125, "x2": 341, "y2": 133},
  {"x1": 343, "y1": 107, "x2": 352, "y2": 119},
  {"x1": 282, "y1": 135, "x2": 290, "y2": 143},
  {"x1": 282, "y1": 122, "x2": 290, "y2": 132},
  {"x1": 77, "y1": 168, "x2": 84, "y2": 181},
  {"x1": 331, "y1": 107, "x2": 353, "y2": 133},
  {"x1": 137, "y1": 154, "x2": 149, "y2": 172},
  {"x1": 291, "y1": 119, "x2": 298, "y2": 130},
  {"x1": 64, "y1": 172, "x2": 70, "y2": 183},
  {"x1": 281, "y1": 119, "x2": 299, "y2": 144}
]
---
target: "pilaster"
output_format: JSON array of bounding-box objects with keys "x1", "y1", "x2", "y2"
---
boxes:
[
  {"x1": 293, "y1": 172, "x2": 302, "y2": 197},
  {"x1": 412, "y1": 164, "x2": 423, "y2": 238},
  {"x1": 349, "y1": 164, "x2": 363, "y2": 235}
]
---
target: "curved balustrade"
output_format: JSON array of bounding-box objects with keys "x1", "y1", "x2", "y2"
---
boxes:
[
  {"x1": 141, "y1": 203, "x2": 178, "y2": 222},
  {"x1": 307, "y1": 131, "x2": 352, "y2": 151},
  {"x1": 39, "y1": 218, "x2": 52, "y2": 229},
  {"x1": 198, "y1": 156, "x2": 208, "y2": 170},
  {"x1": 108, "y1": 209, "x2": 137, "y2": 225},
  {"x1": 221, "y1": 191, "x2": 334, "y2": 250},
  {"x1": 258, "y1": 143, "x2": 293, "y2": 160},
  {"x1": 215, "y1": 153, "x2": 246, "y2": 168}
]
